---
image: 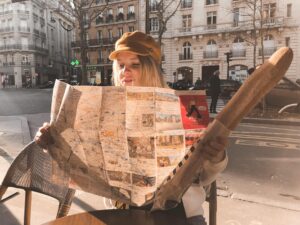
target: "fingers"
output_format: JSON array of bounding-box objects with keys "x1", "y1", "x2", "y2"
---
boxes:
[
  {"x1": 34, "y1": 122, "x2": 54, "y2": 149},
  {"x1": 201, "y1": 136, "x2": 228, "y2": 163}
]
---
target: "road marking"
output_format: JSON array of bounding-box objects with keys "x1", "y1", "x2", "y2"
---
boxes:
[
  {"x1": 230, "y1": 133, "x2": 300, "y2": 144},
  {"x1": 235, "y1": 139, "x2": 300, "y2": 150}
]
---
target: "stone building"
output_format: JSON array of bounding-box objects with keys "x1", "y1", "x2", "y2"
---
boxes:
[
  {"x1": 142, "y1": 0, "x2": 300, "y2": 84},
  {"x1": 0, "y1": 0, "x2": 73, "y2": 88},
  {"x1": 71, "y1": 0, "x2": 139, "y2": 85}
]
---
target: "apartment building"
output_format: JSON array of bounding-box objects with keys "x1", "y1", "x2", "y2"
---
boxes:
[
  {"x1": 143, "y1": 0, "x2": 300, "y2": 84},
  {"x1": 71, "y1": 0, "x2": 139, "y2": 85},
  {"x1": 0, "y1": 0, "x2": 73, "y2": 88}
]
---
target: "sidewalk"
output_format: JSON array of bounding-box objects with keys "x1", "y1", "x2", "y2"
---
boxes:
[{"x1": 0, "y1": 114, "x2": 299, "y2": 225}]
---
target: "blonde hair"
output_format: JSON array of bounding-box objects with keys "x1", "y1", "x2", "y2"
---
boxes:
[{"x1": 112, "y1": 55, "x2": 167, "y2": 88}]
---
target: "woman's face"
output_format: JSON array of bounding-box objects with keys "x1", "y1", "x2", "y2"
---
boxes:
[{"x1": 116, "y1": 52, "x2": 142, "y2": 86}]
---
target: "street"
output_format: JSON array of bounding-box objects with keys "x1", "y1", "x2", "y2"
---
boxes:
[{"x1": 0, "y1": 88, "x2": 299, "y2": 224}]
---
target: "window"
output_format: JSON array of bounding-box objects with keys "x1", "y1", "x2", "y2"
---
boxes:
[
  {"x1": 182, "y1": 42, "x2": 192, "y2": 60},
  {"x1": 149, "y1": 0, "x2": 158, "y2": 12},
  {"x1": 97, "y1": 30, "x2": 103, "y2": 40},
  {"x1": 181, "y1": 0, "x2": 192, "y2": 8},
  {"x1": 108, "y1": 29, "x2": 113, "y2": 41},
  {"x1": 287, "y1": 4, "x2": 292, "y2": 17},
  {"x1": 207, "y1": 11, "x2": 217, "y2": 29},
  {"x1": 22, "y1": 55, "x2": 29, "y2": 62},
  {"x1": 285, "y1": 37, "x2": 290, "y2": 47},
  {"x1": 117, "y1": 7, "x2": 123, "y2": 14},
  {"x1": 263, "y1": 3, "x2": 276, "y2": 19},
  {"x1": 150, "y1": 17, "x2": 159, "y2": 32},
  {"x1": 233, "y1": 8, "x2": 239, "y2": 27},
  {"x1": 182, "y1": 14, "x2": 192, "y2": 32},
  {"x1": 234, "y1": 37, "x2": 244, "y2": 43},
  {"x1": 108, "y1": 8, "x2": 113, "y2": 15},
  {"x1": 206, "y1": 0, "x2": 218, "y2": 5},
  {"x1": 129, "y1": 26, "x2": 135, "y2": 32},
  {"x1": 232, "y1": 37, "x2": 245, "y2": 57},
  {"x1": 118, "y1": 27, "x2": 123, "y2": 37},
  {"x1": 128, "y1": 5, "x2": 135, "y2": 13},
  {"x1": 204, "y1": 39, "x2": 218, "y2": 58}
]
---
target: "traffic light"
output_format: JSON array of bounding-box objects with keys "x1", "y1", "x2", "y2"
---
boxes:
[
  {"x1": 71, "y1": 59, "x2": 80, "y2": 66},
  {"x1": 225, "y1": 52, "x2": 232, "y2": 63}
]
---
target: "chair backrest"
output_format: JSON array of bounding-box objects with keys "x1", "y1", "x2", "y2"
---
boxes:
[{"x1": 0, "y1": 141, "x2": 75, "y2": 225}]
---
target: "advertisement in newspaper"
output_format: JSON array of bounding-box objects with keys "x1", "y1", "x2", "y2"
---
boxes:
[{"x1": 48, "y1": 80, "x2": 209, "y2": 206}]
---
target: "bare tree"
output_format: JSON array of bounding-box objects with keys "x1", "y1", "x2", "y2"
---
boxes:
[
  {"x1": 230, "y1": 0, "x2": 276, "y2": 68},
  {"x1": 147, "y1": 0, "x2": 182, "y2": 46},
  {"x1": 55, "y1": 0, "x2": 108, "y2": 85}
]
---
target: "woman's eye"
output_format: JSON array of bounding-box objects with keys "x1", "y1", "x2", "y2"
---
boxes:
[
  {"x1": 131, "y1": 63, "x2": 140, "y2": 68},
  {"x1": 119, "y1": 64, "x2": 125, "y2": 69}
]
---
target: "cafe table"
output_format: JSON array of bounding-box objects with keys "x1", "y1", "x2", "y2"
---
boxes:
[{"x1": 41, "y1": 208, "x2": 189, "y2": 225}]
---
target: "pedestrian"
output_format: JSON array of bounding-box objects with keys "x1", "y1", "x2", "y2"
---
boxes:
[
  {"x1": 1, "y1": 74, "x2": 5, "y2": 88},
  {"x1": 35, "y1": 31, "x2": 228, "y2": 225},
  {"x1": 209, "y1": 70, "x2": 221, "y2": 113}
]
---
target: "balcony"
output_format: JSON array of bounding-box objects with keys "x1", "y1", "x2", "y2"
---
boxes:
[
  {"x1": 206, "y1": 24, "x2": 217, "y2": 30},
  {"x1": 232, "y1": 49, "x2": 246, "y2": 57},
  {"x1": 0, "y1": 27, "x2": 14, "y2": 32},
  {"x1": 18, "y1": 26, "x2": 30, "y2": 32},
  {"x1": 21, "y1": 61, "x2": 31, "y2": 66},
  {"x1": 106, "y1": 15, "x2": 114, "y2": 23},
  {"x1": 71, "y1": 37, "x2": 119, "y2": 48},
  {"x1": 181, "y1": 1, "x2": 192, "y2": 8},
  {"x1": 96, "y1": 17, "x2": 104, "y2": 25},
  {"x1": 259, "y1": 47, "x2": 277, "y2": 56},
  {"x1": 127, "y1": 12, "x2": 135, "y2": 20},
  {"x1": 116, "y1": 13, "x2": 124, "y2": 22},
  {"x1": 179, "y1": 53, "x2": 193, "y2": 60},
  {"x1": 203, "y1": 51, "x2": 218, "y2": 58}
]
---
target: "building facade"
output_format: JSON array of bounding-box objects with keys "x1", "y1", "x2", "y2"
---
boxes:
[
  {"x1": 71, "y1": 0, "x2": 139, "y2": 85},
  {"x1": 0, "y1": 0, "x2": 73, "y2": 88},
  {"x1": 142, "y1": 0, "x2": 300, "y2": 84}
]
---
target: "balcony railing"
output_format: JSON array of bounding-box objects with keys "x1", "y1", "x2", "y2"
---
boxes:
[
  {"x1": 96, "y1": 17, "x2": 104, "y2": 24},
  {"x1": 179, "y1": 53, "x2": 193, "y2": 60},
  {"x1": 232, "y1": 49, "x2": 246, "y2": 57},
  {"x1": 127, "y1": 12, "x2": 135, "y2": 20},
  {"x1": 97, "y1": 58, "x2": 112, "y2": 64},
  {"x1": 18, "y1": 26, "x2": 30, "y2": 32},
  {"x1": 116, "y1": 13, "x2": 124, "y2": 22},
  {"x1": 72, "y1": 37, "x2": 119, "y2": 48},
  {"x1": 206, "y1": 24, "x2": 217, "y2": 30},
  {"x1": 0, "y1": 27, "x2": 14, "y2": 32},
  {"x1": 106, "y1": 15, "x2": 114, "y2": 23},
  {"x1": 203, "y1": 51, "x2": 218, "y2": 58},
  {"x1": 259, "y1": 47, "x2": 277, "y2": 56},
  {"x1": 181, "y1": 1, "x2": 192, "y2": 8},
  {"x1": 21, "y1": 61, "x2": 31, "y2": 65}
]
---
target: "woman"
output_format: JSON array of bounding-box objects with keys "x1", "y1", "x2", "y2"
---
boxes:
[{"x1": 35, "y1": 31, "x2": 228, "y2": 225}]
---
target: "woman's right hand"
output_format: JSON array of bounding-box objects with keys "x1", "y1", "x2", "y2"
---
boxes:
[{"x1": 34, "y1": 122, "x2": 54, "y2": 149}]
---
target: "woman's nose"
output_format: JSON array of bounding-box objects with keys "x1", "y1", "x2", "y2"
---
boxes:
[{"x1": 122, "y1": 66, "x2": 131, "y2": 74}]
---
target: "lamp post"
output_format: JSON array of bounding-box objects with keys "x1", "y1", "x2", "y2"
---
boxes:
[{"x1": 51, "y1": 13, "x2": 74, "y2": 82}]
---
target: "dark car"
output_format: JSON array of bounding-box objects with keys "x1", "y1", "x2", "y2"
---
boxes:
[
  {"x1": 171, "y1": 79, "x2": 194, "y2": 90},
  {"x1": 265, "y1": 77, "x2": 300, "y2": 107},
  {"x1": 39, "y1": 81, "x2": 54, "y2": 89},
  {"x1": 193, "y1": 79, "x2": 242, "y2": 98}
]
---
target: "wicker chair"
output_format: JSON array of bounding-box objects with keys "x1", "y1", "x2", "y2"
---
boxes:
[{"x1": 0, "y1": 141, "x2": 76, "y2": 225}]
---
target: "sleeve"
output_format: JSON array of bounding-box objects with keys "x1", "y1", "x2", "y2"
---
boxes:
[{"x1": 199, "y1": 151, "x2": 228, "y2": 187}]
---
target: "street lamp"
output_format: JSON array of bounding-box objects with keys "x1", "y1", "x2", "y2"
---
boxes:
[{"x1": 51, "y1": 13, "x2": 74, "y2": 82}]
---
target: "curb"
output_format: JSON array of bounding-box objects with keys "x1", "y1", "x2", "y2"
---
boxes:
[
  {"x1": 209, "y1": 115, "x2": 300, "y2": 126},
  {"x1": 241, "y1": 117, "x2": 300, "y2": 126}
]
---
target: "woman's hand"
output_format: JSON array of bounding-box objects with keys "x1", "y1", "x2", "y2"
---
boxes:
[
  {"x1": 201, "y1": 136, "x2": 228, "y2": 163},
  {"x1": 34, "y1": 122, "x2": 54, "y2": 149}
]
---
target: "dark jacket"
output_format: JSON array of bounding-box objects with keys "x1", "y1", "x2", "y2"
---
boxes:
[{"x1": 209, "y1": 74, "x2": 221, "y2": 94}]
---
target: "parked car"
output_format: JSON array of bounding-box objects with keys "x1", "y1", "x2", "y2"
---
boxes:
[
  {"x1": 170, "y1": 79, "x2": 194, "y2": 90},
  {"x1": 39, "y1": 81, "x2": 54, "y2": 89},
  {"x1": 193, "y1": 79, "x2": 242, "y2": 98},
  {"x1": 265, "y1": 77, "x2": 300, "y2": 107}
]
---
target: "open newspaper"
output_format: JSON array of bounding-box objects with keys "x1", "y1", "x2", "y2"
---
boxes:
[{"x1": 49, "y1": 80, "x2": 209, "y2": 206}]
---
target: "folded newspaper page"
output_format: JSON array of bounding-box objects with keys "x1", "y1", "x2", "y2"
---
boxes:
[{"x1": 48, "y1": 80, "x2": 209, "y2": 206}]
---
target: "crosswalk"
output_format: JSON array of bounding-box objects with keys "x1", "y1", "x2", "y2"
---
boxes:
[{"x1": 205, "y1": 97, "x2": 226, "y2": 114}]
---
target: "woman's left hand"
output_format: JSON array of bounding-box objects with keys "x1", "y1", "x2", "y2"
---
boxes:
[{"x1": 201, "y1": 136, "x2": 228, "y2": 163}]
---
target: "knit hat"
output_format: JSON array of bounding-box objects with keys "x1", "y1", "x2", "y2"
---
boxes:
[{"x1": 109, "y1": 31, "x2": 161, "y2": 63}]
